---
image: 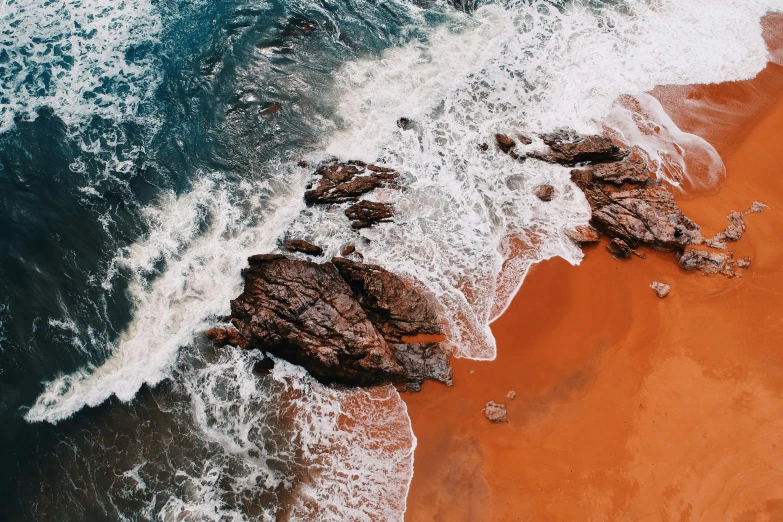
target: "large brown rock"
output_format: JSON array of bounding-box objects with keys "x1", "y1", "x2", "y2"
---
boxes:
[
  {"x1": 565, "y1": 225, "x2": 600, "y2": 247},
  {"x1": 581, "y1": 155, "x2": 650, "y2": 185},
  {"x1": 529, "y1": 130, "x2": 628, "y2": 165},
  {"x1": 677, "y1": 249, "x2": 750, "y2": 277},
  {"x1": 571, "y1": 169, "x2": 702, "y2": 252},
  {"x1": 304, "y1": 161, "x2": 399, "y2": 205},
  {"x1": 211, "y1": 254, "x2": 451, "y2": 390}
]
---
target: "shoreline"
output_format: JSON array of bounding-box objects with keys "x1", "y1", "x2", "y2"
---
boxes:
[{"x1": 403, "y1": 16, "x2": 783, "y2": 521}]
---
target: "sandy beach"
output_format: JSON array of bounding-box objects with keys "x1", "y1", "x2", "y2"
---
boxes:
[{"x1": 404, "y1": 14, "x2": 783, "y2": 522}]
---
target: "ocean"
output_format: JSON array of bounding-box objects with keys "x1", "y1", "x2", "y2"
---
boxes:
[{"x1": 0, "y1": 0, "x2": 779, "y2": 519}]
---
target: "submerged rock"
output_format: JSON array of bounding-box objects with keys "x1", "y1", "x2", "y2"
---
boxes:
[
  {"x1": 345, "y1": 200, "x2": 394, "y2": 228},
  {"x1": 210, "y1": 254, "x2": 451, "y2": 390},
  {"x1": 304, "y1": 161, "x2": 399, "y2": 205},
  {"x1": 285, "y1": 239, "x2": 323, "y2": 256},
  {"x1": 535, "y1": 184, "x2": 555, "y2": 201},
  {"x1": 483, "y1": 401, "x2": 508, "y2": 423},
  {"x1": 650, "y1": 281, "x2": 671, "y2": 298}
]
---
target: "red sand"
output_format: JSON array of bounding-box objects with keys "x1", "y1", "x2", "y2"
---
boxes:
[{"x1": 404, "y1": 16, "x2": 783, "y2": 521}]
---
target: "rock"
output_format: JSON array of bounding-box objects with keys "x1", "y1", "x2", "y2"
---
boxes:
[
  {"x1": 223, "y1": 254, "x2": 451, "y2": 390},
  {"x1": 285, "y1": 239, "x2": 323, "y2": 256},
  {"x1": 252, "y1": 356, "x2": 275, "y2": 376},
  {"x1": 529, "y1": 130, "x2": 628, "y2": 165},
  {"x1": 482, "y1": 401, "x2": 508, "y2": 423},
  {"x1": 535, "y1": 184, "x2": 555, "y2": 201},
  {"x1": 397, "y1": 117, "x2": 413, "y2": 130},
  {"x1": 205, "y1": 327, "x2": 248, "y2": 348},
  {"x1": 650, "y1": 282, "x2": 671, "y2": 298},
  {"x1": 506, "y1": 390, "x2": 516, "y2": 399},
  {"x1": 607, "y1": 238, "x2": 632, "y2": 259},
  {"x1": 516, "y1": 133, "x2": 533, "y2": 145},
  {"x1": 479, "y1": 143, "x2": 489, "y2": 151},
  {"x1": 495, "y1": 133, "x2": 517, "y2": 154},
  {"x1": 259, "y1": 102, "x2": 281, "y2": 116},
  {"x1": 304, "y1": 161, "x2": 399, "y2": 205},
  {"x1": 332, "y1": 257, "x2": 444, "y2": 341},
  {"x1": 342, "y1": 245, "x2": 356, "y2": 256},
  {"x1": 345, "y1": 200, "x2": 394, "y2": 228},
  {"x1": 677, "y1": 249, "x2": 748, "y2": 277},
  {"x1": 748, "y1": 201, "x2": 766, "y2": 213},
  {"x1": 576, "y1": 155, "x2": 650, "y2": 186},
  {"x1": 565, "y1": 225, "x2": 601, "y2": 247},
  {"x1": 571, "y1": 171, "x2": 702, "y2": 252}
]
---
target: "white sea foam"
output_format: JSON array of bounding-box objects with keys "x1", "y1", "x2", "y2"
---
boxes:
[
  {"x1": 0, "y1": 0, "x2": 161, "y2": 133},
  {"x1": 157, "y1": 352, "x2": 415, "y2": 522}
]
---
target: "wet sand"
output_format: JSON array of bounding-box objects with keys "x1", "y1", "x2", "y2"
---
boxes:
[{"x1": 404, "y1": 17, "x2": 783, "y2": 522}]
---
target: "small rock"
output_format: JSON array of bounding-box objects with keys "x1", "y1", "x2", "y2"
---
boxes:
[
  {"x1": 535, "y1": 184, "x2": 555, "y2": 201},
  {"x1": 607, "y1": 238, "x2": 632, "y2": 259},
  {"x1": 747, "y1": 201, "x2": 767, "y2": 213},
  {"x1": 259, "y1": 102, "x2": 281, "y2": 116},
  {"x1": 397, "y1": 117, "x2": 413, "y2": 130},
  {"x1": 506, "y1": 390, "x2": 516, "y2": 400},
  {"x1": 495, "y1": 133, "x2": 516, "y2": 154},
  {"x1": 565, "y1": 225, "x2": 601, "y2": 247},
  {"x1": 252, "y1": 357, "x2": 275, "y2": 376},
  {"x1": 342, "y1": 245, "x2": 356, "y2": 256},
  {"x1": 482, "y1": 401, "x2": 508, "y2": 423},
  {"x1": 736, "y1": 257, "x2": 751, "y2": 269},
  {"x1": 650, "y1": 281, "x2": 670, "y2": 298},
  {"x1": 285, "y1": 239, "x2": 323, "y2": 256},
  {"x1": 479, "y1": 143, "x2": 489, "y2": 151},
  {"x1": 516, "y1": 133, "x2": 533, "y2": 145}
]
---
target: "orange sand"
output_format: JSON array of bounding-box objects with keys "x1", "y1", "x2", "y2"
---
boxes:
[{"x1": 403, "y1": 19, "x2": 783, "y2": 522}]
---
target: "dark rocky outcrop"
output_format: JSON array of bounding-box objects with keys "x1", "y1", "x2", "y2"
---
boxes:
[
  {"x1": 285, "y1": 239, "x2": 323, "y2": 256},
  {"x1": 205, "y1": 327, "x2": 248, "y2": 348},
  {"x1": 535, "y1": 184, "x2": 555, "y2": 201},
  {"x1": 529, "y1": 130, "x2": 628, "y2": 165},
  {"x1": 397, "y1": 117, "x2": 414, "y2": 130},
  {"x1": 208, "y1": 254, "x2": 451, "y2": 391},
  {"x1": 341, "y1": 245, "x2": 356, "y2": 256},
  {"x1": 345, "y1": 200, "x2": 394, "y2": 228},
  {"x1": 304, "y1": 161, "x2": 399, "y2": 205}
]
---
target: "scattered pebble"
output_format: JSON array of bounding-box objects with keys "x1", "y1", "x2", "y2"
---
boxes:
[{"x1": 506, "y1": 390, "x2": 516, "y2": 400}]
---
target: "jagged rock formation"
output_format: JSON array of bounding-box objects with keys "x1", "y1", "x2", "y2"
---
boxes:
[
  {"x1": 285, "y1": 239, "x2": 323, "y2": 256},
  {"x1": 677, "y1": 249, "x2": 751, "y2": 277},
  {"x1": 207, "y1": 254, "x2": 451, "y2": 391},
  {"x1": 522, "y1": 130, "x2": 763, "y2": 277},
  {"x1": 529, "y1": 130, "x2": 628, "y2": 165},
  {"x1": 304, "y1": 161, "x2": 399, "y2": 205},
  {"x1": 345, "y1": 200, "x2": 394, "y2": 228}
]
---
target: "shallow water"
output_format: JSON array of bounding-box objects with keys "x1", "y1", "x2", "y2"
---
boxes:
[{"x1": 1, "y1": 0, "x2": 781, "y2": 519}]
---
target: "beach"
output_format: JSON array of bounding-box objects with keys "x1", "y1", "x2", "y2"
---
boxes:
[{"x1": 404, "y1": 14, "x2": 783, "y2": 521}]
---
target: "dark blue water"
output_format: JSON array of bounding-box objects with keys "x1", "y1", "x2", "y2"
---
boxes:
[{"x1": 0, "y1": 0, "x2": 457, "y2": 519}]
